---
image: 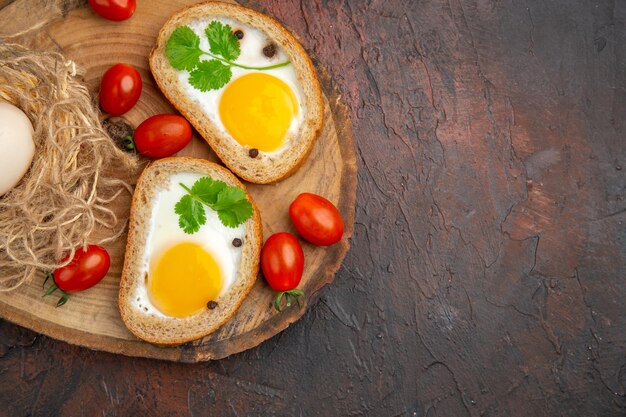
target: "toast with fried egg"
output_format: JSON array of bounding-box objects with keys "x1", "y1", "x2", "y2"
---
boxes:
[
  {"x1": 149, "y1": 1, "x2": 324, "y2": 184},
  {"x1": 119, "y1": 157, "x2": 262, "y2": 346}
]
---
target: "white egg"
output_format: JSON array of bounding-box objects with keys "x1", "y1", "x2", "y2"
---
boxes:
[
  {"x1": 178, "y1": 18, "x2": 305, "y2": 156},
  {"x1": 0, "y1": 101, "x2": 35, "y2": 196},
  {"x1": 131, "y1": 172, "x2": 245, "y2": 318}
]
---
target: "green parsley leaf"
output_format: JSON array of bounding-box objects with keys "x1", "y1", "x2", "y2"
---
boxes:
[
  {"x1": 189, "y1": 60, "x2": 232, "y2": 91},
  {"x1": 213, "y1": 187, "x2": 253, "y2": 228},
  {"x1": 205, "y1": 21, "x2": 240, "y2": 61},
  {"x1": 165, "y1": 26, "x2": 202, "y2": 71},
  {"x1": 165, "y1": 21, "x2": 291, "y2": 92},
  {"x1": 191, "y1": 176, "x2": 226, "y2": 206},
  {"x1": 218, "y1": 203, "x2": 254, "y2": 229},
  {"x1": 212, "y1": 186, "x2": 247, "y2": 211},
  {"x1": 174, "y1": 194, "x2": 206, "y2": 234},
  {"x1": 175, "y1": 177, "x2": 253, "y2": 233}
]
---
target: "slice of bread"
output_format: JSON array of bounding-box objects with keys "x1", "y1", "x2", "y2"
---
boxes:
[
  {"x1": 118, "y1": 156, "x2": 262, "y2": 345},
  {"x1": 149, "y1": 1, "x2": 324, "y2": 184}
]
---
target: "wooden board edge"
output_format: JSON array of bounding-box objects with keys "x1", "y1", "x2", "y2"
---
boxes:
[
  {"x1": 0, "y1": 296, "x2": 185, "y2": 361},
  {"x1": 0, "y1": 63, "x2": 357, "y2": 363}
]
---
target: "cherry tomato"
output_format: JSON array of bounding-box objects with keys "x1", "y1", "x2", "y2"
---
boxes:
[
  {"x1": 133, "y1": 114, "x2": 193, "y2": 158},
  {"x1": 261, "y1": 232, "x2": 305, "y2": 311},
  {"x1": 44, "y1": 245, "x2": 111, "y2": 306},
  {"x1": 54, "y1": 245, "x2": 111, "y2": 293},
  {"x1": 99, "y1": 63, "x2": 142, "y2": 116},
  {"x1": 88, "y1": 0, "x2": 136, "y2": 21},
  {"x1": 289, "y1": 193, "x2": 344, "y2": 246}
]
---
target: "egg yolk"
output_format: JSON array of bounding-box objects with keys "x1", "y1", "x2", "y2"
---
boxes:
[
  {"x1": 219, "y1": 72, "x2": 298, "y2": 152},
  {"x1": 149, "y1": 242, "x2": 222, "y2": 318}
]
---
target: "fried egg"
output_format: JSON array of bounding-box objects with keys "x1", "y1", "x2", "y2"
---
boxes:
[
  {"x1": 132, "y1": 172, "x2": 245, "y2": 318},
  {"x1": 179, "y1": 18, "x2": 305, "y2": 155}
]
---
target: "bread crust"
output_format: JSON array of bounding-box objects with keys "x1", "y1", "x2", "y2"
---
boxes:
[
  {"x1": 118, "y1": 157, "x2": 262, "y2": 346},
  {"x1": 149, "y1": 1, "x2": 324, "y2": 184}
]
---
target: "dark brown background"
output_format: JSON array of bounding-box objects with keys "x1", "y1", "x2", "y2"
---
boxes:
[{"x1": 1, "y1": 0, "x2": 625, "y2": 416}]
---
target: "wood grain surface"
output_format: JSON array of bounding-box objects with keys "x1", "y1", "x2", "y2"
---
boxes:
[
  {"x1": 1, "y1": 0, "x2": 625, "y2": 416},
  {"x1": 0, "y1": 0, "x2": 357, "y2": 362}
]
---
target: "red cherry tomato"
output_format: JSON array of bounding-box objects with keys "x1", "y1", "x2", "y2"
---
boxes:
[
  {"x1": 53, "y1": 245, "x2": 111, "y2": 293},
  {"x1": 99, "y1": 63, "x2": 142, "y2": 116},
  {"x1": 133, "y1": 114, "x2": 193, "y2": 158},
  {"x1": 261, "y1": 233, "x2": 306, "y2": 311},
  {"x1": 261, "y1": 233, "x2": 304, "y2": 291},
  {"x1": 289, "y1": 193, "x2": 344, "y2": 246},
  {"x1": 88, "y1": 0, "x2": 136, "y2": 21}
]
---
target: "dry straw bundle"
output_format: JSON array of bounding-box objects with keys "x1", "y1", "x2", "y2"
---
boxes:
[{"x1": 0, "y1": 43, "x2": 137, "y2": 291}]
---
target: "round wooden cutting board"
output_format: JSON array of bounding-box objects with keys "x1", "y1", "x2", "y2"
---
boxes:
[{"x1": 0, "y1": 0, "x2": 356, "y2": 362}]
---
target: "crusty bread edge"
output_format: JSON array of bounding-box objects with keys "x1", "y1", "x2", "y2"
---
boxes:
[
  {"x1": 118, "y1": 156, "x2": 262, "y2": 346},
  {"x1": 149, "y1": 1, "x2": 324, "y2": 184}
]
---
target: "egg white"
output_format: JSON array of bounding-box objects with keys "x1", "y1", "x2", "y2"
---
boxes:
[
  {"x1": 178, "y1": 18, "x2": 305, "y2": 157},
  {"x1": 132, "y1": 172, "x2": 245, "y2": 317}
]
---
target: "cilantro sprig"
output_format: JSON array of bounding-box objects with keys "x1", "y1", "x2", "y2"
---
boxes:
[
  {"x1": 166, "y1": 22, "x2": 291, "y2": 92},
  {"x1": 174, "y1": 176, "x2": 253, "y2": 233}
]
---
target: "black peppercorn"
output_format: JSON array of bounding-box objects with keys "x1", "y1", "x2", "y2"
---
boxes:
[
  {"x1": 232, "y1": 238, "x2": 242, "y2": 247},
  {"x1": 249, "y1": 148, "x2": 259, "y2": 158},
  {"x1": 263, "y1": 43, "x2": 276, "y2": 58},
  {"x1": 234, "y1": 30, "x2": 244, "y2": 40},
  {"x1": 207, "y1": 301, "x2": 218, "y2": 310}
]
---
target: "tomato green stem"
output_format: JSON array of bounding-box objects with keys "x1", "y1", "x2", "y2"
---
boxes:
[
  {"x1": 42, "y1": 273, "x2": 69, "y2": 307},
  {"x1": 43, "y1": 271, "x2": 53, "y2": 288},
  {"x1": 273, "y1": 289, "x2": 305, "y2": 312},
  {"x1": 56, "y1": 292, "x2": 69, "y2": 307},
  {"x1": 122, "y1": 135, "x2": 136, "y2": 152},
  {"x1": 43, "y1": 281, "x2": 58, "y2": 297}
]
